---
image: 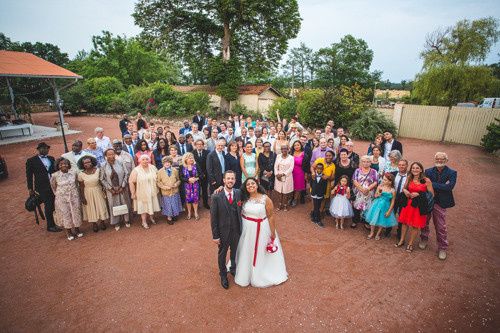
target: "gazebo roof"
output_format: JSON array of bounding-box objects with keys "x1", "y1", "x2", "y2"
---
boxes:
[{"x1": 0, "y1": 50, "x2": 82, "y2": 79}]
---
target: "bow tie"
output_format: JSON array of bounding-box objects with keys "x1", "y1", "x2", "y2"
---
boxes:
[{"x1": 40, "y1": 155, "x2": 48, "y2": 158}]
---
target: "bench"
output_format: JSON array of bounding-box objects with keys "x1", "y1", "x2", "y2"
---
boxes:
[{"x1": 0, "y1": 123, "x2": 33, "y2": 139}]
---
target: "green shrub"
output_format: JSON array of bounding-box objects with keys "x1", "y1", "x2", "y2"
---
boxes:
[
  {"x1": 62, "y1": 83, "x2": 89, "y2": 113},
  {"x1": 182, "y1": 92, "x2": 211, "y2": 114},
  {"x1": 296, "y1": 89, "x2": 324, "y2": 127},
  {"x1": 268, "y1": 97, "x2": 297, "y2": 121},
  {"x1": 86, "y1": 77, "x2": 125, "y2": 95},
  {"x1": 127, "y1": 84, "x2": 153, "y2": 111},
  {"x1": 349, "y1": 109, "x2": 398, "y2": 141},
  {"x1": 481, "y1": 118, "x2": 500, "y2": 153}
]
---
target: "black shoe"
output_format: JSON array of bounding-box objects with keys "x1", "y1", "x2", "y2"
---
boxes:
[
  {"x1": 204, "y1": 204, "x2": 210, "y2": 209},
  {"x1": 229, "y1": 270, "x2": 236, "y2": 277},
  {"x1": 100, "y1": 223, "x2": 107, "y2": 231},
  {"x1": 220, "y1": 275, "x2": 229, "y2": 289},
  {"x1": 93, "y1": 223, "x2": 99, "y2": 232},
  {"x1": 47, "y1": 226, "x2": 63, "y2": 232},
  {"x1": 299, "y1": 197, "x2": 305, "y2": 204},
  {"x1": 172, "y1": 216, "x2": 178, "y2": 222},
  {"x1": 316, "y1": 221, "x2": 325, "y2": 228},
  {"x1": 167, "y1": 220, "x2": 174, "y2": 225},
  {"x1": 325, "y1": 210, "x2": 331, "y2": 216}
]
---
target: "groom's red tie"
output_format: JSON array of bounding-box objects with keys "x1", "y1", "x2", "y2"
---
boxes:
[{"x1": 228, "y1": 192, "x2": 233, "y2": 204}]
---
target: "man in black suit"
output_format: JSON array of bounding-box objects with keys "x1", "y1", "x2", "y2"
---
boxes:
[
  {"x1": 206, "y1": 139, "x2": 226, "y2": 194},
  {"x1": 175, "y1": 135, "x2": 193, "y2": 155},
  {"x1": 25, "y1": 142, "x2": 62, "y2": 232},
  {"x1": 193, "y1": 139, "x2": 210, "y2": 209},
  {"x1": 122, "y1": 134, "x2": 136, "y2": 157},
  {"x1": 192, "y1": 111, "x2": 205, "y2": 131},
  {"x1": 210, "y1": 170, "x2": 242, "y2": 289},
  {"x1": 381, "y1": 131, "x2": 403, "y2": 160},
  {"x1": 119, "y1": 114, "x2": 129, "y2": 136}
]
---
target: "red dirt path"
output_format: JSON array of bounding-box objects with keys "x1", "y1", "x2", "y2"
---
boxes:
[{"x1": 0, "y1": 112, "x2": 498, "y2": 332}]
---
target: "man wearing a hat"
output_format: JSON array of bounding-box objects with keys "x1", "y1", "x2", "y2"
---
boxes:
[
  {"x1": 122, "y1": 134, "x2": 136, "y2": 158},
  {"x1": 113, "y1": 139, "x2": 134, "y2": 175},
  {"x1": 25, "y1": 142, "x2": 62, "y2": 232}
]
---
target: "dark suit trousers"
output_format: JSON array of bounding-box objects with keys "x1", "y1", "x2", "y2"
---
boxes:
[
  {"x1": 199, "y1": 178, "x2": 208, "y2": 206},
  {"x1": 312, "y1": 198, "x2": 323, "y2": 222},
  {"x1": 218, "y1": 228, "x2": 240, "y2": 276},
  {"x1": 41, "y1": 192, "x2": 56, "y2": 229}
]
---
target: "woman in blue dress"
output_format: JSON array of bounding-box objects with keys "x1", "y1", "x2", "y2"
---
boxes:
[
  {"x1": 364, "y1": 173, "x2": 398, "y2": 240},
  {"x1": 240, "y1": 142, "x2": 258, "y2": 183}
]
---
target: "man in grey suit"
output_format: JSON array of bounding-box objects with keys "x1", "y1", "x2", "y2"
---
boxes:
[{"x1": 210, "y1": 170, "x2": 242, "y2": 289}]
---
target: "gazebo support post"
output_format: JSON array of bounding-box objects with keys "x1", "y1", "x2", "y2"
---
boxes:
[
  {"x1": 5, "y1": 77, "x2": 19, "y2": 120},
  {"x1": 48, "y1": 79, "x2": 69, "y2": 153}
]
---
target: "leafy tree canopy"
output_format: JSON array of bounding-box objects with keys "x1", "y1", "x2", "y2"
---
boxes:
[
  {"x1": 133, "y1": 0, "x2": 301, "y2": 84},
  {"x1": 421, "y1": 17, "x2": 500, "y2": 68}
]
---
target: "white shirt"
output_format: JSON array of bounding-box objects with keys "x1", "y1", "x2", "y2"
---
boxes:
[
  {"x1": 191, "y1": 131, "x2": 206, "y2": 143},
  {"x1": 224, "y1": 188, "x2": 234, "y2": 202},
  {"x1": 394, "y1": 172, "x2": 407, "y2": 193},
  {"x1": 384, "y1": 140, "x2": 393, "y2": 160},
  {"x1": 95, "y1": 136, "x2": 111, "y2": 151},
  {"x1": 247, "y1": 135, "x2": 256, "y2": 147}
]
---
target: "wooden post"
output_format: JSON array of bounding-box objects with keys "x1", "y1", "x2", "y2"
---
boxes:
[
  {"x1": 441, "y1": 106, "x2": 452, "y2": 142},
  {"x1": 49, "y1": 79, "x2": 69, "y2": 153},
  {"x1": 5, "y1": 78, "x2": 19, "y2": 119}
]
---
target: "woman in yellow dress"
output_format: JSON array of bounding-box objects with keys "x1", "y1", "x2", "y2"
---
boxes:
[
  {"x1": 78, "y1": 155, "x2": 109, "y2": 232},
  {"x1": 129, "y1": 154, "x2": 160, "y2": 229}
]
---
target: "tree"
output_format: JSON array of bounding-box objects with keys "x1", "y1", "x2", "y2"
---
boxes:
[
  {"x1": 421, "y1": 17, "x2": 500, "y2": 68},
  {"x1": 314, "y1": 35, "x2": 377, "y2": 87},
  {"x1": 68, "y1": 31, "x2": 181, "y2": 87},
  {"x1": 133, "y1": 0, "x2": 301, "y2": 113},
  {"x1": 412, "y1": 64, "x2": 500, "y2": 106},
  {"x1": 283, "y1": 43, "x2": 315, "y2": 88}
]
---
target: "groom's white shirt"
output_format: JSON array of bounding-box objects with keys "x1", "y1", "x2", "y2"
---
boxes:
[{"x1": 224, "y1": 188, "x2": 234, "y2": 201}]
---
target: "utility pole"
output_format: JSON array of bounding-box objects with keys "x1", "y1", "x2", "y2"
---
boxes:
[
  {"x1": 372, "y1": 81, "x2": 378, "y2": 107},
  {"x1": 291, "y1": 62, "x2": 295, "y2": 98}
]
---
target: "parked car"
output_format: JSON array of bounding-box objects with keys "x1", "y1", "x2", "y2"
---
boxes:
[
  {"x1": 478, "y1": 98, "x2": 500, "y2": 108},
  {"x1": 0, "y1": 154, "x2": 8, "y2": 180},
  {"x1": 456, "y1": 102, "x2": 476, "y2": 108}
]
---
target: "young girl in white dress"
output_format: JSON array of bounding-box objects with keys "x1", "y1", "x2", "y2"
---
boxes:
[
  {"x1": 329, "y1": 175, "x2": 354, "y2": 229},
  {"x1": 234, "y1": 177, "x2": 288, "y2": 288}
]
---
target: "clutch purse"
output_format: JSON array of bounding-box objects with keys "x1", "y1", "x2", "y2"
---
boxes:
[
  {"x1": 266, "y1": 238, "x2": 278, "y2": 253},
  {"x1": 112, "y1": 204, "x2": 129, "y2": 217}
]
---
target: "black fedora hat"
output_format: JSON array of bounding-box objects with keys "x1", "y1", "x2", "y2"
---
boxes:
[{"x1": 36, "y1": 142, "x2": 50, "y2": 150}]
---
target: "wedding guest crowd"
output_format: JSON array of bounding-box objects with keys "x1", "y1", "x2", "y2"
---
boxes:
[{"x1": 25, "y1": 113, "x2": 456, "y2": 260}]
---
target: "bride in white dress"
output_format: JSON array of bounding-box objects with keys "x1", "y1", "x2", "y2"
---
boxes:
[{"x1": 234, "y1": 177, "x2": 288, "y2": 288}]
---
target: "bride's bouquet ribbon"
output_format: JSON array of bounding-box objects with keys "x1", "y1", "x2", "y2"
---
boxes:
[
  {"x1": 242, "y1": 214, "x2": 268, "y2": 267},
  {"x1": 266, "y1": 237, "x2": 278, "y2": 254}
]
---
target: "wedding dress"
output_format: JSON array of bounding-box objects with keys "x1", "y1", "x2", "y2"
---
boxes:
[{"x1": 234, "y1": 195, "x2": 288, "y2": 288}]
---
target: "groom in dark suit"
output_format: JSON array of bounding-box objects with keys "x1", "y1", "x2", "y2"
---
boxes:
[
  {"x1": 210, "y1": 170, "x2": 242, "y2": 289},
  {"x1": 25, "y1": 142, "x2": 62, "y2": 232}
]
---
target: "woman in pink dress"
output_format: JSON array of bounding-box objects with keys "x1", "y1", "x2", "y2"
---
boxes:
[{"x1": 291, "y1": 140, "x2": 306, "y2": 207}]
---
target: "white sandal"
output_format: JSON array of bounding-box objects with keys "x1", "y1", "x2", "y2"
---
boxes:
[
  {"x1": 67, "y1": 235, "x2": 75, "y2": 241},
  {"x1": 115, "y1": 225, "x2": 120, "y2": 231},
  {"x1": 142, "y1": 222, "x2": 150, "y2": 229}
]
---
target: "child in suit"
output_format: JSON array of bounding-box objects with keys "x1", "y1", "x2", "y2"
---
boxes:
[{"x1": 310, "y1": 163, "x2": 328, "y2": 228}]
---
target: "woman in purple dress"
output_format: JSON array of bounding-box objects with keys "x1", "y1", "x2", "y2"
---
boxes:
[
  {"x1": 291, "y1": 140, "x2": 306, "y2": 207},
  {"x1": 180, "y1": 152, "x2": 200, "y2": 220}
]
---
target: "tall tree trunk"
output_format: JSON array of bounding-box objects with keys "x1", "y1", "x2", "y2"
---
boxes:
[{"x1": 220, "y1": 21, "x2": 231, "y2": 115}]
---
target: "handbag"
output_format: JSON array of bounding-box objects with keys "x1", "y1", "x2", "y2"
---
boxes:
[
  {"x1": 112, "y1": 204, "x2": 129, "y2": 217},
  {"x1": 25, "y1": 194, "x2": 45, "y2": 224}
]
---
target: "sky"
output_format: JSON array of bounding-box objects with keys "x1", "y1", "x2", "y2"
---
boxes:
[{"x1": 0, "y1": 0, "x2": 499, "y2": 82}]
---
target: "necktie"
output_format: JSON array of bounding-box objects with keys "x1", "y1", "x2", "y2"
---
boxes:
[
  {"x1": 198, "y1": 151, "x2": 202, "y2": 158},
  {"x1": 396, "y1": 175, "x2": 405, "y2": 193},
  {"x1": 128, "y1": 145, "x2": 133, "y2": 156},
  {"x1": 181, "y1": 145, "x2": 185, "y2": 155},
  {"x1": 228, "y1": 192, "x2": 233, "y2": 204}
]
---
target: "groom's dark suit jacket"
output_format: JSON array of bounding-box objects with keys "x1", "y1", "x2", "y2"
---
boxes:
[{"x1": 210, "y1": 189, "x2": 242, "y2": 242}]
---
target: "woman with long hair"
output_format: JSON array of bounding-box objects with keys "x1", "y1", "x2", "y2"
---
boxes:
[
  {"x1": 291, "y1": 140, "x2": 306, "y2": 207},
  {"x1": 234, "y1": 177, "x2": 288, "y2": 287},
  {"x1": 134, "y1": 139, "x2": 154, "y2": 166},
  {"x1": 396, "y1": 162, "x2": 434, "y2": 252},
  {"x1": 273, "y1": 130, "x2": 288, "y2": 153},
  {"x1": 241, "y1": 142, "x2": 258, "y2": 183},
  {"x1": 367, "y1": 133, "x2": 383, "y2": 156},
  {"x1": 153, "y1": 138, "x2": 169, "y2": 169},
  {"x1": 225, "y1": 141, "x2": 243, "y2": 189},
  {"x1": 258, "y1": 141, "x2": 276, "y2": 197},
  {"x1": 166, "y1": 131, "x2": 177, "y2": 146},
  {"x1": 180, "y1": 152, "x2": 200, "y2": 220}
]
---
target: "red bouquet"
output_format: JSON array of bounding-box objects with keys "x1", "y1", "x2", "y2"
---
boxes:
[{"x1": 266, "y1": 237, "x2": 278, "y2": 253}]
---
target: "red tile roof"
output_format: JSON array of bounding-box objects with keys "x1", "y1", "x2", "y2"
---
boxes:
[
  {"x1": 172, "y1": 84, "x2": 282, "y2": 96},
  {"x1": 0, "y1": 50, "x2": 82, "y2": 79}
]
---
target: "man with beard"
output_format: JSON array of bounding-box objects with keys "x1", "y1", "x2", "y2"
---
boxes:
[{"x1": 419, "y1": 152, "x2": 457, "y2": 261}]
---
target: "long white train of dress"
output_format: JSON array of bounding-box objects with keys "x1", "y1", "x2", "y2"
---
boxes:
[{"x1": 234, "y1": 195, "x2": 288, "y2": 288}]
